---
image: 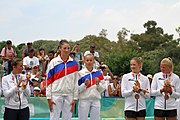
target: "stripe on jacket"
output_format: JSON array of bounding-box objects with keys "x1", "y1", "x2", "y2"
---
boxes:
[
  {"x1": 78, "y1": 70, "x2": 104, "y2": 88},
  {"x1": 47, "y1": 60, "x2": 78, "y2": 86}
]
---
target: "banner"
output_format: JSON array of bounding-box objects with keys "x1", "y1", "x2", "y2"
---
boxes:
[{"x1": 0, "y1": 97, "x2": 154, "y2": 119}]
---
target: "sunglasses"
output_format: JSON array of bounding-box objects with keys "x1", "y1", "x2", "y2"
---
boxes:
[{"x1": 113, "y1": 77, "x2": 118, "y2": 79}]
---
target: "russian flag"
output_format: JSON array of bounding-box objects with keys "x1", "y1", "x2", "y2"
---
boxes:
[
  {"x1": 78, "y1": 70, "x2": 104, "y2": 88},
  {"x1": 47, "y1": 60, "x2": 78, "y2": 86}
]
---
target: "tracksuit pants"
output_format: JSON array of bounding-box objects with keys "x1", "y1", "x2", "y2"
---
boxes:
[
  {"x1": 50, "y1": 95, "x2": 73, "y2": 120},
  {"x1": 78, "y1": 99, "x2": 100, "y2": 120}
]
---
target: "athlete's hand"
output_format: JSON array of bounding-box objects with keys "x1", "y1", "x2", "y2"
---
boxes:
[
  {"x1": 70, "y1": 100, "x2": 76, "y2": 112},
  {"x1": 95, "y1": 77, "x2": 100, "y2": 85},
  {"x1": 133, "y1": 85, "x2": 140, "y2": 93},
  {"x1": 47, "y1": 99, "x2": 56, "y2": 112},
  {"x1": 84, "y1": 79, "x2": 90, "y2": 86},
  {"x1": 17, "y1": 77, "x2": 22, "y2": 87}
]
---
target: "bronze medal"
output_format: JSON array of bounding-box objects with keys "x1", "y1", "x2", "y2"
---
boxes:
[
  {"x1": 164, "y1": 95, "x2": 169, "y2": 100},
  {"x1": 135, "y1": 94, "x2": 140, "y2": 99}
]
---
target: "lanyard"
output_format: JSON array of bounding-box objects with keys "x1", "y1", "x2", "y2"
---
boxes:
[
  {"x1": 132, "y1": 73, "x2": 140, "y2": 81},
  {"x1": 163, "y1": 73, "x2": 172, "y2": 79},
  {"x1": 11, "y1": 72, "x2": 20, "y2": 85}
]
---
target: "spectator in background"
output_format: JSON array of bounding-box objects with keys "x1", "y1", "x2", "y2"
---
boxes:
[
  {"x1": 118, "y1": 73, "x2": 124, "y2": 85},
  {"x1": 30, "y1": 77, "x2": 41, "y2": 96},
  {"x1": 30, "y1": 66, "x2": 40, "y2": 79},
  {"x1": 147, "y1": 74, "x2": 153, "y2": 87},
  {"x1": 84, "y1": 45, "x2": 100, "y2": 69},
  {"x1": 71, "y1": 44, "x2": 84, "y2": 70},
  {"x1": 6, "y1": 53, "x2": 14, "y2": 75},
  {"x1": 40, "y1": 75, "x2": 46, "y2": 96},
  {"x1": 37, "y1": 48, "x2": 48, "y2": 72},
  {"x1": 54, "y1": 46, "x2": 60, "y2": 57},
  {"x1": 2, "y1": 59, "x2": 31, "y2": 120},
  {"x1": 99, "y1": 64, "x2": 113, "y2": 97},
  {"x1": 108, "y1": 75, "x2": 121, "y2": 97},
  {"x1": 33, "y1": 87, "x2": 41, "y2": 97},
  {"x1": 23, "y1": 48, "x2": 39, "y2": 73},
  {"x1": 42, "y1": 50, "x2": 54, "y2": 75},
  {"x1": 22, "y1": 42, "x2": 36, "y2": 58},
  {"x1": 1, "y1": 40, "x2": 17, "y2": 75},
  {"x1": 69, "y1": 51, "x2": 76, "y2": 59}
]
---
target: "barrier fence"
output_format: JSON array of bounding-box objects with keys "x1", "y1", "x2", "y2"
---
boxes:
[{"x1": 0, "y1": 97, "x2": 154, "y2": 120}]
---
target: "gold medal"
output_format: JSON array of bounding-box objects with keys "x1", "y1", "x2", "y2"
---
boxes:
[{"x1": 135, "y1": 94, "x2": 140, "y2": 99}]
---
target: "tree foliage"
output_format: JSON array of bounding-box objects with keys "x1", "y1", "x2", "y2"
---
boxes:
[{"x1": 1, "y1": 20, "x2": 180, "y2": 76}]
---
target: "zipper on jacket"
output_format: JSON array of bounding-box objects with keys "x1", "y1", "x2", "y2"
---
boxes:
[
  {"x1": 136, "y1": 99, "x2": 138, "y2": 111},
  {"x1": 90, "y1": 73, "x2": 92, "y2": 86},
  {"x1": 15, "y1": 75, "x2": 21, "y2": 109},
  {"x1": 18, "y1": 93, "x2": 21, "y2": 109},
  {"x1": 164, "y1": 99, "x2": 166, "y2": 109},
  {"x1": 64, "y1": 63, "x2": 67, "y2": 75}
]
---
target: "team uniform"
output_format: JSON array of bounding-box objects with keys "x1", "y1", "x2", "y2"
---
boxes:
[
  {"x1": 121, "y1": 72, "x2": 150, "y2": 118},
  {"x1": 2, "y1": 73, "x2": 31, "y2": 120},
  {"x1": 46, "y1": 56, "x2": 78, "y2": 120},
  {"x1": 78, "y1": 68, "x2": 105, "y2": 120},
  {"x1": 151, "y1": 72, "x2": 180, "y2": 117}
]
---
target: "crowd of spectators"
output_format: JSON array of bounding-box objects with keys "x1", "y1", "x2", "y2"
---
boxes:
[{"x1": 0, "y1": 40, "x2": 153, "y2": 98}]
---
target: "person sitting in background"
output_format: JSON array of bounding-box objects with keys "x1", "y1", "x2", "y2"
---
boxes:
[
  {"x1": 37, "y1": 48, "x2": 48, "y2": 71},
  {"x1": 71, "y1": 43, "x2": 84, "y2": 70},
  {"x1": 108, "y1": 75, "x2": 121, "y2": 97},
  {"x1": 23, "y1": 48, "x2": 39, "y2": 73},
  {"x1": 1, "y1": 40, "x2": 17, "y2": 76},
  {"x1": 40, "y1": 75, "x2": 46, "y2": 96},
  {"x1": 42, "y1": 50, "x2": 54, "y2": 76},
  {"x1": 69, "y1": 51, "x2": 76, "y2": 59},
  {"x1": 5, "y1": 53, "x2": 14, "y2": 75},
  {"x1": 118, "y1": 73, "x2": 124, "y2": 85},
  {"x1": 30, "y1": 66, "x2": 40, "y2": 79},
  {"x1": 30, "y1": 77, "x2": 40, "y2": 96},
  {"x1": 99, "y1": 64, "x2": 113, "y2": 97},
  {"x1": 22, "y1": 42, "x2": 36, "y2": 58},
  {"x1": 33, "y1": 87, "x2": 41, "y2": 97},
  {"x1": 54, "y1": 46, "x2": 60, "y2": 57}
]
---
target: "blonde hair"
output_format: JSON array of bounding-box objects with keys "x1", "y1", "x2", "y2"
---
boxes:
[
  {"x1": 84, "y1": 53, "x2": 95, "y2": 60},
  {"x1": 160, "y1": 57, "x2": 174, "y2": 71},
  {"x1": 131, "y1": 57, "x2": 143, "y2": 71}
]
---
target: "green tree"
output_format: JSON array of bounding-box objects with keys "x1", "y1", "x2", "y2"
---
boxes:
[
  {"x1": 99, "y1": 29, "x2": 108, "y2": 38},
  {"x1": 131, "y1": 20, "x2": 174, "y2": 51}
]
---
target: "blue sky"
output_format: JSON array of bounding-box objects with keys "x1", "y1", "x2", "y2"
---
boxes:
[{"x1": 0, "y1": 0, "x2": 180, "y2": 45}]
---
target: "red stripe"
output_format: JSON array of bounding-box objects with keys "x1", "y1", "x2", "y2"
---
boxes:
[{"x1": 87, "y1": 74, "x2": 104, "y2": 88}]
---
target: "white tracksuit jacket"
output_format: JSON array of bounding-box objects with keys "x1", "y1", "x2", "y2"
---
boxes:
[
  {"x1": 46, "y1": 56, "x2": 79, "y2": 100},
  {"x1": 2, "y1": 73, "x2": 31, "y2": 109},
  {"x1": 78, "y1": 68, "x2": 106, "y2": 100},
  {"x1": 151, "y1": 72, "x2": 180, "y2": 110},
  {"x1": 121, "y1": 72, "x2": 150, "y2": 111}
]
